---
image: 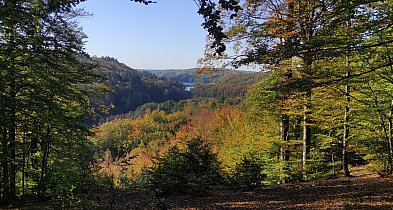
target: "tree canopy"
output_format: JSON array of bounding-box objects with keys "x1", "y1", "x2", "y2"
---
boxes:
[
  {"x1": 2, "y1": 0, "x2": 393, "y2": 207},
  {"x1": 0, "y1": 0, "x2": 99, "y2": 202}
]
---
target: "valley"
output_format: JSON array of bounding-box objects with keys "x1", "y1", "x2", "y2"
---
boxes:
[{"x1": 1, "y1": 1, "x2": 393, "y2": 209}]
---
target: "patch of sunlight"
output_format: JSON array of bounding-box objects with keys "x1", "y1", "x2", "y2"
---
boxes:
[
  {"x1": 219, "y1": 201, "x2": 262, "y2": 208},
  {"x1": 359, "y1": 201, "x2": 393, "y2": 206}
]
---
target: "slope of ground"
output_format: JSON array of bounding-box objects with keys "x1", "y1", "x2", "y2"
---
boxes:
[
  {"x1": 92, "y1": 167, "x2": 393, "y2": 209},
  {"x1": 6, "y1": 167, "x2": 393, "y2": 209}
]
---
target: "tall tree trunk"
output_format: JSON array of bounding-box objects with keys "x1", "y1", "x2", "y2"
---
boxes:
[
  {"x1": 9, "y1": 90, "x2": 17, "y2": 200},
  {"x1": 385, "y1": 44, "x2": 393, "y2": 174},
  {"x1": 39, "y1": 126, "x2": 51, "y2": 197},
  {"x1": 342, "y1": 19, "x2": 353, "y2": 177},
  {"x1": 22, "y1": 150, "x2": 25, "y2": 196},
  {"x1": 280, "y1": 114, "x2": 290, "y2": 162},
  {"x1": 280, "y1": 71, "x2": 292, "y2": 163},
  {"x1": 388, "y1": 99, "x2": 393, "y2": 174},
  {"x1": 280, "y1": 113, "x2": 290, "y2": 184},
  {"x1": 1, "y1": 127, "x2": 9, "y2": 201},
  {"x1": 280, "y1": 67, "x2": 293, "y2": 182},
  {"x1": 301, "y1": 55, "x2": 313, "y2": 173},
  {"x1": 293, "y1": 117, "x2": 302, "y2": 140},
  {"x1": 367, "y1": 82, "x2": 392, "y2": 174},
  {"x1": 31, "y1": 123, "x2": 40, "y2": 193},
  {"x1": 302, "y1": 90, "x2": 311, "y2": 171},
  {"x1": 343, "y1": 74, "x2": 351, "y2": 177},
  {"x1": 331, "y1": 143, "x2": 336, "y2": 176},
  {"x1": 21, "y1": 129, "x2": 26, "y2": 196}
]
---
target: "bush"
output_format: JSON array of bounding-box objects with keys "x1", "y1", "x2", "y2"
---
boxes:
[
  {"x1": 46, "y1": 161, "x2": 96, "y2": 208},
  {"x1": 149, "y1": 138, "x2": 221, "y2": 196},
  {"x1": 232, "y1": 154, "x2": 265, "y2": 190}
]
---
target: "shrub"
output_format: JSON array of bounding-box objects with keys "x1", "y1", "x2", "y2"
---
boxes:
[
  {"x1": 149, "y1": 138, "x2": 221, "y2": 196},
  {"x1": 232, "y1": 154, "x2": 265, "y2": 190}
]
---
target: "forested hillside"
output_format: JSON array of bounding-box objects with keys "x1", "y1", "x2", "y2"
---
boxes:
[
  {"x1": 191, "y1": 71, "x2": 264, "y2": 99},
  {"x1": 2, "y1": 0, "x2": 393, "y2": 209},
  {"x1": 91, "y1": 57, "x2": 189, "y2": 122},
  {"x1": 144, "y1": 68, "x2": 227, "y2": 84},
  {"x1": 93, "y1": 62, "x2": 258, "y2": 123}
]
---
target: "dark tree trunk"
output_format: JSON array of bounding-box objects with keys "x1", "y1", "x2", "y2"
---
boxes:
[
  {"x1": 22, "y1": 150, "x2": 25, "y2": 196},
  {"x1": 30, "y1": 125, "x2": 39, "y2": 169},
  {"x1": 280, "y1": 114, "x2": 290, "y2": 162},
  {"x1": 1, "y1": 127, "x2": 9, "y2": 201},
  {"x1": 9, "y1": 97, "x2": 16, "y2": 200},
  {"x1": 30, "y1": 124, "x2": 40, "y2": 192},
  {"x1": 293, "y1": 117, "x2": 302, "y2": 140},
  {"x1": 280, "y1": 70, "x2": 292, "y2": 163},
  {"x1": 39, "y1": 126, "x2": 51, "y2": 197}
]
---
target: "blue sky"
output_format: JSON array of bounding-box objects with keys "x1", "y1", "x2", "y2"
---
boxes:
[{"x1": 77, "y1": 0, "x2": 207, "y2": 69}]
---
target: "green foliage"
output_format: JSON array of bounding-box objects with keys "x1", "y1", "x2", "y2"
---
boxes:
[
  {"x1": 149, "y1": 139, "x2": 221, "y2": 196},
  {"x1": 41, "y1": 134, "x2": 96, "y2": 207},
  {"x1": 0, "y1": 0, "x2": 101, "y2": 202},
  {"x1": 232, "y1": 153, "x2": 265, "y2": 190},
  {"x1": 93, "y1": 118, "x2": 134, "y2": 157},
  {"x1": 46, "y1": 162, "x2": 91, "y2": 207},
  {"x1": 263, "y1": 159, "x2": 290, "y2": 184}
]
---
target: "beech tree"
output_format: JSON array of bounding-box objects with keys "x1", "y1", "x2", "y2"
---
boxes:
[
  {"x1": 198, "y1": 0, "x2": 393, "y2": 177},
  {"x1": 0, "y1": 0, "x2": 99, "y2": 201}
]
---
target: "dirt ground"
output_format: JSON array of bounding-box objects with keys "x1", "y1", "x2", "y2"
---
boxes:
[
  {"x1": 101, "y1": 167, "x2": 393, "y2": 210},
  {"x1": 5, "y1": 167, "x2": 393, "y2": 209}
]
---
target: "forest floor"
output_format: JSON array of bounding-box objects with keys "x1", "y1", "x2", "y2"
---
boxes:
[{"x1": 6, "y1": 166, "x2": 393, "y2": 209}]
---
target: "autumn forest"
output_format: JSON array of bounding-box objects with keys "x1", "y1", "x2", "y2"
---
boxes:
[{"x1": 1, "y1": 0, "x2": 393, "y2": 209}]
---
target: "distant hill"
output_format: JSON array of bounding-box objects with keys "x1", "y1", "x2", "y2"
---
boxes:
[
  {"x1": 139, "y1": 68, "x2": 264, "y2": 100},
  {"x1": 191, "y1": 71, "x2": 266, "y2": 99},
  {"x1": 91, "y1": 57, "x2": 189, "y2": 122},
  {"x1": 89, "y1": 59, "x2": 262, "y2": 122},
  {"x1": 141, "y1": 68, "x2": 246, "y2": 84}
]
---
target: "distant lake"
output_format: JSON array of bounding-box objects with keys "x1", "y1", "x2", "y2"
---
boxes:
[{"x1": 182, "y1": 83, "x2": 194, "y2": 91}]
